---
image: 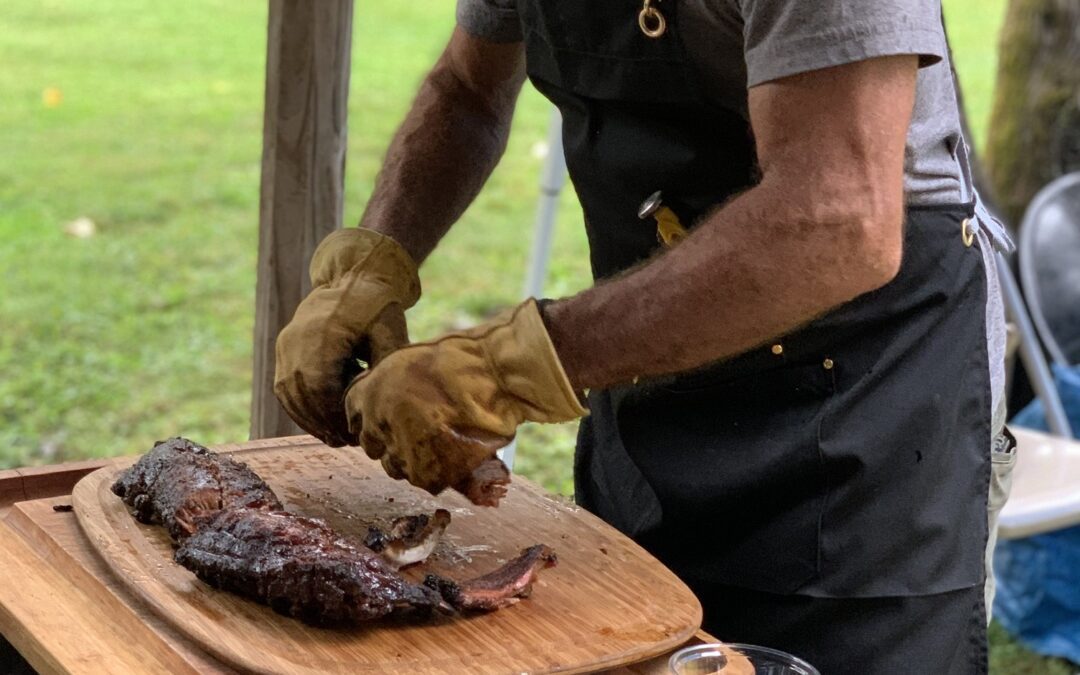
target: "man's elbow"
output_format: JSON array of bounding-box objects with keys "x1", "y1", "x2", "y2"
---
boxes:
[
  {"x1": 799, "y1": 185, "x2": 903, "y2": 299},
  {"x1": 846, "y1": 196, "x2": 904, "y2": 295}
]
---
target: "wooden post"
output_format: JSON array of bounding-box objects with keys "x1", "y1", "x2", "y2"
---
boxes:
[{"x1": 251, "y1": 0, "x2": 354, "y2": 439}]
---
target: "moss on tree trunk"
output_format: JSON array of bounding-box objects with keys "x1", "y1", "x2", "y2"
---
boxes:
[{"x1": 985, "y1": 0, "x2": 1080, "y2": 226}]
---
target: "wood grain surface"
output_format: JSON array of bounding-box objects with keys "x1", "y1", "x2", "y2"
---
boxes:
[
  {"x1": 2, "y1": 497, "x2": 231, "y2": 674},
  {"x1": 72, "y1": 437, "x2": 702, "y2": 674},
  {"x1": 0, "y1": 459, "x2": 106, "y2": 517}
]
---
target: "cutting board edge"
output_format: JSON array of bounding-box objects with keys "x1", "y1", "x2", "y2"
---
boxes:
[{"x1": 1, "y1": 500, "x2": 212, "y2": 674}]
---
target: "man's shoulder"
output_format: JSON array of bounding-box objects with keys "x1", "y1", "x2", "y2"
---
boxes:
[{"x1": 737, "y1": 0, "x2": 945, "y2": 87}]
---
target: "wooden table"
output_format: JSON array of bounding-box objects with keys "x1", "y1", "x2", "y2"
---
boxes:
[{"x1": 0, "y1": 441, "x2": 716, "y2": 674}]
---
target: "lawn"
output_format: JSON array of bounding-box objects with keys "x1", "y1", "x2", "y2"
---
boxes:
[{"x1": 0, "y1": 0, "x2": 1072, "y2": 672}]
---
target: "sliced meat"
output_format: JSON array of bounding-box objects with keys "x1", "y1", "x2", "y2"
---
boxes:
[
  {"x1": 113, "y1": 437, "x2": 555, "y2": 626},
  {"x1": 111, "y1": 437, "x2": 281, "y2": 541},
  {"x1": 175, "y1": 507, "x2": 444, "y2": 624},
  {"x1": 426, "y1": 544, "x2": 557, "y2": 611},
  {"x1": 364, "y1": 509, "x2": 451, "y2": 569}
]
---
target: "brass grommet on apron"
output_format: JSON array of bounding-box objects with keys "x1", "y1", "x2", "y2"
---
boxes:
[
  {"x1": 771, "y1": 344, "x2": 784, "y2": 356},
  {"x1": 823, "y1": 358, "x2": 835, "y2": 370},
  {"x1": 638, "y1": 0, "x2": 666, "y2": 38},
  {"x1": 961, "y1": 218, "x2": 974, "y2": 248}
]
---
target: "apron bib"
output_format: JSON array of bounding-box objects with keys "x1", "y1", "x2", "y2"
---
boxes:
[{"x1": 517, "y1": 1, "x2": 991, "y2": 670}]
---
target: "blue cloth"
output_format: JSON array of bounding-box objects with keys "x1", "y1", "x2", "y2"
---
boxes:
[
  {"x1": 1010, "y1": 364, "x2": 1080, "y2": 434},
  {"x1": 994, "y1": 364, "x2": 1080, "y2": 664}
]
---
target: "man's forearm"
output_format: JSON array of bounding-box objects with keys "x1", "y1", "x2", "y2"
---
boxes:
[
  {"x1": 544, "y1": 56, "x2": 915, "y2": 391},
  {"x1": 360, "y1": 30, "x2": 525, "y2": 263},
  {"x1": 544, "y1": 175, "x2": 903, "y2": 390}
]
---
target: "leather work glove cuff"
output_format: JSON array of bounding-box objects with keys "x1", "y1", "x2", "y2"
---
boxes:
[
  {"x1": 309, "y1": 228, "x2": 421, "y2": 308},
  {"x1": 479, "y1": 298, "x2": 589, "y2": 423},
  {"x1": 343, "y1": 298, "x2": 587, "y2": 500}
]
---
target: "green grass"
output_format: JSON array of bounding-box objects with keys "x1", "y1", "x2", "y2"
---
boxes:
[
  {"x1": 0, "y1": 1, "x2": 1072, "y2": 671},
  {"x1": 0, "y1": 0, "x2": 593, "y2": 469}
]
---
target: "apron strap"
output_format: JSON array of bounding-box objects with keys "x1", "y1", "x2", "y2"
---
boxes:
[
  {"x1": 955, "y1": 132, "x2": 1016, "y2": 253},
  {"x1": 944, "y1": 7, "x2": 1016, "y2": 255}
]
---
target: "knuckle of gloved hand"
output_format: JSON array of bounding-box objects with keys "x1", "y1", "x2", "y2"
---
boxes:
[
  {"x1": 346, "y1": 410, "x2": 363, "y2": 438},
  {"x1": 323, "y1": 434, "x2": 349, "y2": 449},
  {"x1": 271, "y1": 376, "x2": 290, "y2": 397},
  {"x1": 361, "y1": 435, "x2": 384, "y2": 460},
  {"x1": 380, "y1": 453, "x2": 407, "y2": 481}
]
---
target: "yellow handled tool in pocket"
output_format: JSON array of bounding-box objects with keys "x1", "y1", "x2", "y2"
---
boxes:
[{"x1": 638, "y1": 190, "x2": 688, "y2": 246}]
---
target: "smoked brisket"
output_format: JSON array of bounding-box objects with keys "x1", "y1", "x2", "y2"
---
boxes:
[
  {"x1": 110, "y1": 437, "x2": 556, "y2": 626},
  {"x1": 175, "y1": 507, "x2": 442, "y2": 623},
  {"x1": 111, "y1": 437, "x2": 281, "y2": 542}
]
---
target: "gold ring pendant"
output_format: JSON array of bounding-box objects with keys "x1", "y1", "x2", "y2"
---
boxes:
[{"x1": 638, "y1": 3, "x2": 666, "y2": 38}]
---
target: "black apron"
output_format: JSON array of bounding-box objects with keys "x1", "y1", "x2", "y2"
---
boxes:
[{"x1": 518, "y1": 1, "x2": 992, "y2": 672}]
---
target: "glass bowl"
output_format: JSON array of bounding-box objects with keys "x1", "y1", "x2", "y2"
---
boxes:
[{"x1": 668, "y1": 642, "x2": 820, "y2": 675}]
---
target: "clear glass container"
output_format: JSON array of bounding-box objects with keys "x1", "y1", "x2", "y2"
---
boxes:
[{"x1": 668, "y1": 642, "x2": 820, "y2": 675}]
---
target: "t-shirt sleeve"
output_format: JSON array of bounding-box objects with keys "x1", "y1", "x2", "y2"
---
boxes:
[
  {"x1": 456, "y1": 0, "x2": 522, "y2": 43},
  {"x1": 741, "y1": 0, "x2": 947, "y2": 87}
]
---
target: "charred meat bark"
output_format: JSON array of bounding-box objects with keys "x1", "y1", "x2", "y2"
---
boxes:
[
  {"x1": 112, "y1": 437, "x2": 556, "y2": 626},
  {"x1": 175, "y1": 508, "x2": 444, "y2": 624},
  {"x1": 364, "y1": 509, "x2": 451, "y2": 569},
  {"x1": 111, "y1": 437, "x2": 281, "y2": 541},
  {"x1": 426, "y1": 544, "x2": 557, "y2": 611}
]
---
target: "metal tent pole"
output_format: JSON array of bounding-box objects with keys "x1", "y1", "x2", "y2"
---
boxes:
[
  {"x1": 522, "y1": 109, "x2": 568, "y2": 299},
  {"x1": 997, "y1": 252, "x2": 1075, "y2": 438},
  {"x1": 502, "y1": 108, "x2": 567, "y2": 470}
]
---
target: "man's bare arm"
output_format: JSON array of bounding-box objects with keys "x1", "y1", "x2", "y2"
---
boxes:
[
  {"x1": 359, "y1": 28, "x2": 526, "y2": 262},
  {"x1": 545, "y1": 55, "x2": 918, "y2": 390}
]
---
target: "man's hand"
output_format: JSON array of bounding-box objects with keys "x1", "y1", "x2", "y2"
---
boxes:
[
  {"x1": 344, "y1": 300, "x2": 587, "y2": 502},
  {"x1": 274, "y1": 228, "x2": 420, "y2": 447},
  {"x1": 274, "y1": 29, "x2": 523, "y2": 448}
]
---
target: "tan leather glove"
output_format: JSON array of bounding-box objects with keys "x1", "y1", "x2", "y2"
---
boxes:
[
  {"x1": 344, "y1": 299, "x2": 587, "y2": 504},
  {"x1": 274, "y1": 228, "x2": 420, "y2": 447}
]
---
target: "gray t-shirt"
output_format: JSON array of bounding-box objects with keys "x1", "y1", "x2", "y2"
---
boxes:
[{"x1": 457, "y1": 0, "x2": 968, "y2": 207}]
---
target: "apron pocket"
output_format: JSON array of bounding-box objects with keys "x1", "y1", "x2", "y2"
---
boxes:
[
  {"x1": 986, "y1": 427, "x2": 1018, "y2": 614},
  {"x1": 613, "y1": 360, "x2": 834, "y2": 594},
  {"x1": 989, "y1": 426, "x2": 1018, "y2": 516}
]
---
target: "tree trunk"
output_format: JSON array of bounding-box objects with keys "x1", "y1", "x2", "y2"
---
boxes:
[
  {"x1": 943, "y1": 19, "x2": 1001, "y2": 212},
  {"x1": 985, "y1": 0, "x2": 1080, "y2": 227}
]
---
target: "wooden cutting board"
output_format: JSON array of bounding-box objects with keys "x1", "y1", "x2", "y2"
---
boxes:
[{"x1": 72, "y1": 438, "x2": 701, "y2": 674}]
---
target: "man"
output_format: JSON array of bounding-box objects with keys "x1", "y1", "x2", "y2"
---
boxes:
[{"x1": 274, "y1": 1, "x2": 1014, "y2": 671}]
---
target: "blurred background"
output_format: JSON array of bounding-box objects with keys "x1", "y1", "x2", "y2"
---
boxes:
[{"x1": 0, "y1": 1, "x2": 1075, "y2": 671}]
